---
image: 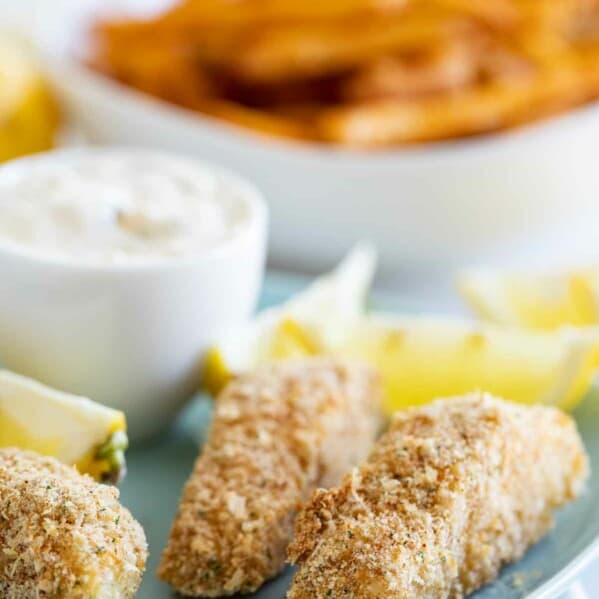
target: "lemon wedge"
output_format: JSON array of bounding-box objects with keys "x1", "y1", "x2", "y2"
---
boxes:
[
  {"x1": 0, "y1": 370, "x2": 128, "y2": 483},
  {"x1": 0, "y1": 33, "x2": 60, "y2": 162},
  {"x1": 342, "y1": 315, "x2": 599, "y2": 414},
  {"x1": 204, "y1": 243, "x2": 377, "y2": 394},
  {"x1": 459, "y1": 267, "x2": 599, "y2": 330},
  {"x1": 207, "y1": 249, "x2": 598, "y2": 414}
]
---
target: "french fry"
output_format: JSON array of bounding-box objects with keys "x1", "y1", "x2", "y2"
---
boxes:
[
  {"x1": 203, "y1": 100, "x2": 313, "y2": 140},
  {"x1": 161, "y1": 0, "x2": 409, "y2": 28},
  {"x1": 319, "y1": 84, "x2": 535, "y2": 146},
  {"x1": 232, "y1": 10, "x2": 472, "y2": 82},
  {"x1": 427, "y1": 0, "x2": 520, "y2": 29},
  {"x1": 319, "y1": 63, "x2": 592, "y2": 147},
  {"x1": 88, "y1": 0, "x2": 599, "y2": 147},
  {"x1": 341, "y1": 40, "x2": 478, "y2": 101}
]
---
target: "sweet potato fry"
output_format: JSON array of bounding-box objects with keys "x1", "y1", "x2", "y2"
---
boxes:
[
  {"x1": 319, "y1": 65, "x2": 590, "y2": 147},
  {"x1": 341, "y1": 41, "x2": 478, "y2": 101},
  {"x1": 87, "y1": 0, "x2": 599, "y2": 147},
  {"x1": 232, "y1": 11, "x2": 471, "y2": 83},
  {"x1": 161, "y1": 0, "x2": 409, "y2": 28},
  {"x1": 320, "y1": 84, "x2": 534, "y2": 146},
  {"x1": 204, "y1": 100, "x2": 314, "y2": 140},
  {"x1": 428, "y1": 0, "x2": 520, "y2": 29}
]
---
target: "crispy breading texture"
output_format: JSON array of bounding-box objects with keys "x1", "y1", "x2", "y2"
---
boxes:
[
  {"x1": 158, "y1": 359, "x2": 381, "y2": 597},
  {"x1": 0, "y1": 448, "x2": 147, "y2": 599},
  {"x1": 288, "y1": 392, "x2": 589, "y2": 599}
]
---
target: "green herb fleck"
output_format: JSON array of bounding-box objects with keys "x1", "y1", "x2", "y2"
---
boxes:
[{"x1": 207, "y1": 559, "x2": 221, "y2": 573}]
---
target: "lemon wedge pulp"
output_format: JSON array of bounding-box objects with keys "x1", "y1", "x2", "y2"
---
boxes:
[
  {"x1": 204, "y1": 243, "x2": 377, "y2": 394},
  {"x1": 343, "y1": 315, "x2": 599, "y2": 414},
  {"x1": 0, "y1": 370, "x2": 128, "y2": 483},
  {"x1": 207, "y1": 247, "x2": 599, "y2": 414},
  {"x1": 0, "y1": 33, "x2": 60, "y2": 162},
  {"x1": 459, "y1": 267, "x2": 599, "y2": 330}
]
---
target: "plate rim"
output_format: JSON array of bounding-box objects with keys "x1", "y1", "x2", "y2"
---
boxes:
[{"x1": 526, "y1": 535, "x2": 599, "y2": 599}]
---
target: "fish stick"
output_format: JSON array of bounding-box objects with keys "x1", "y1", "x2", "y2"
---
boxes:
[
  {"x1": 158, "y1": 359, "x2": 381, "y2": 597},
  {"x1": 0, "y1": 448, "x2": 147, "y2": 599},
  {"x1": 288, "y1": 393, "x2": 589, "y2": 599}
]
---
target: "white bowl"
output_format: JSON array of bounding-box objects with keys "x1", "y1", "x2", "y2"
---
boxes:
[
  {"x1": 37, "y1": 0, "x2": 599, "y2": 280},
  {"x1": 0, "y1": 148, "x2": 268, "y2": 440}
]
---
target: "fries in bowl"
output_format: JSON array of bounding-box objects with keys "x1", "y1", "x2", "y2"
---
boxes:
[{"x1": 88, "y1": 0, "x2": 599, "y2": 147}]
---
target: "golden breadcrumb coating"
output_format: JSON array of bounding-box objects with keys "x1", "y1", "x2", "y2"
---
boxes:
[
  {"x1": 288, "y1": 392, "x2": 589, "y2": 599},
  {"x1": 0, "y1": 448, "x2": 147, "y2": 599},
  {"x1": 158, "y1": 359, "x2": 381, "y2": 597}
]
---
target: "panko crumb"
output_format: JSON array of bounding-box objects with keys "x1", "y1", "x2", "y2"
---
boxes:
[
  {"x1": 158, "y1": 359, "x2": 381, "y2": 597},
  {"x1": 288, "y1": 392, "x2": 589, "y2": 598},
  {"x1": 0, "y1": 448, "x2": 147, "y2": 599}
]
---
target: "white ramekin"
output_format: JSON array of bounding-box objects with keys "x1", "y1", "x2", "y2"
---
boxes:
[{"x1": 0, "y1": 148, "x2": 268, "y2": 440}]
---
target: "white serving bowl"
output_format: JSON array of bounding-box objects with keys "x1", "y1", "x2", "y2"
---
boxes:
[
  {"x1": 36, "y1": 0, "x2": 599, "y2": 280},
  {"x1": 0, "y1": 148, "x2": 267, "y2": 440}
]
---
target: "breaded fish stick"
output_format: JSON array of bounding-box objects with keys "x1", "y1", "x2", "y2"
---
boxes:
[
  {"x1": 0, "y1": 448, "x2": 147, "y2": 599},
  {"x1": 158, "y1": 359, "x2": 381, "y2": 597},
  {"x1": 288, "y1": 393, "x2": 589, "y2": 599}
]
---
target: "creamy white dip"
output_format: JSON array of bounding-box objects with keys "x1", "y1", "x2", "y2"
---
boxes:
[{"x1": 0, "y1": 150, "x2": 252, "y2": 263}]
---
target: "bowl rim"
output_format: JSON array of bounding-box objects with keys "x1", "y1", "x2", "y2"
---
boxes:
[
  {"x1": 49, "y1": 57, "x2": 599, "y2": 165},
  {"x1": 0, "y1": 146, "x2": 268, "y2": 272}
]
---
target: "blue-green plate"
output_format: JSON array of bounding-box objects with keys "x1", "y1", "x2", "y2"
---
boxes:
[{"x1": 121, "y1": 273, "x2": 599, "y2": 598}]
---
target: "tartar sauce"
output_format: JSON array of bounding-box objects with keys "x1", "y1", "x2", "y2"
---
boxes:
[{"x1": 0, "y1": 150, "x2": 252, "y2": 263}]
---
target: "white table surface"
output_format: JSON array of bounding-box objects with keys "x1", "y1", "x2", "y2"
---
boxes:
[{"x1": 0, "y1": 1, "x2": 597, "y2": 596}]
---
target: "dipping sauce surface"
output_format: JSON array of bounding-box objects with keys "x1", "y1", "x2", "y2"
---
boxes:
[{"x1": 0, "y1": 150, "x2": 252, "y2": 263}]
